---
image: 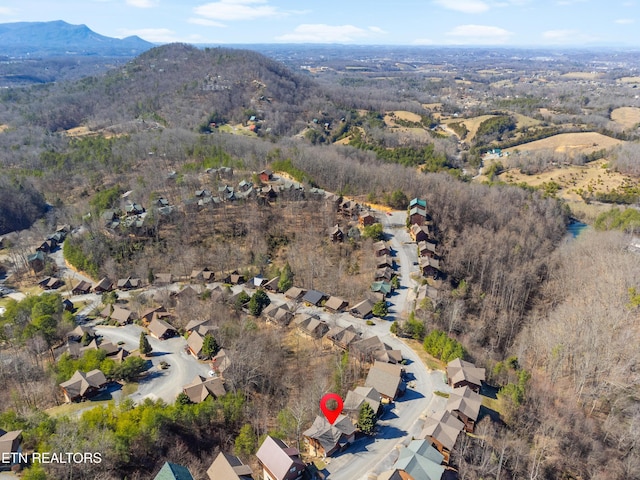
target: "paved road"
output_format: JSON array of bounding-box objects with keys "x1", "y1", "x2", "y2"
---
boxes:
[
  {"x1": 381, "y1": 210, "x2": 420, "y2": 320},
  {"x1": 50, "y1": 248, "x2": 95, "y2": 287},
  {"x1": 303, "y1": 208, "x2": 447, "y2": 479},
  {"x1": 94, "y1": 324, "x2": 211, "y2": 404}
]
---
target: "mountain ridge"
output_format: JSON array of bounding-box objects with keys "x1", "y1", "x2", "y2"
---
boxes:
[{"x1": 0, "y1": 20, "x2": 154, "y2": 57}]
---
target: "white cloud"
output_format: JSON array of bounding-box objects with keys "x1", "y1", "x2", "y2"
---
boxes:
[
  {"x1": 615, "y1": 18, "x2": 635, "y2": 24},
  {"x1": 555, "y1": 0, "x2": 587, "y2": 4},
  {"x1": 194, "y1": 0, "x2": 281, "y2": 22},
  {"x1": 188, "y1": 17, "x2": 227, "y2": 27},
  {"x1": 276, "y1": 24, "x2": 385, "y2": 43},
  {"x1": 542, "y1": 29, "x2": 598, "y2": 43},
  {"x1": 0, "y1": 7, "x2": 15, "y2": 15},
  {"x1": 492, "y1": 0, "x2": 532, "y2": 6},
  {"x1": 126, "y1": 0, "x2": 158, "y2": 7},
  {"x1": 446, "y1": 24, "x2": 513, "y2": 44},
  {"x1": 433, "y1": 0, "x2": 490, "y2": 13}
]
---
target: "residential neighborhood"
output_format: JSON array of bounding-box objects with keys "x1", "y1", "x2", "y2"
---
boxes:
[{"x1": 2, "y1": 187, "x2": 493, "y2": 480}]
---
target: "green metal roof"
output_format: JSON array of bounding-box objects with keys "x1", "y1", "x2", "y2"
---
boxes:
[{"x1": 153, "y1": 462, "x2": 195, "y2": 480}]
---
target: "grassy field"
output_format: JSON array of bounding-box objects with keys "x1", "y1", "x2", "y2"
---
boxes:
[
  {"x1": 503, "y1": 132, "x2": 624, "y2": 157},
  {"x1": 218, "y1": 124, "x2": 257, "y2": 137},
  {"x1": 512, "y1": 113, "x2": 542, "y2": 128},
  {"x1": 560, "y1": 72, "x2": 603, "y2": 80},
  {"x1": 611, "y1": 107, "x2": 640, "y2": 129},
  {"x1": 498, "y1": 159, "x2": 633, "y2": 220},
  {"x1": 443, "y1": 114, "x2": 497, "y2": 142},
  {"x1": 617, "y1": 76, "x2": 640, "y2": 83},
  {"x1": 384, "y1": 110, "x2": 422, "y2": 125}
]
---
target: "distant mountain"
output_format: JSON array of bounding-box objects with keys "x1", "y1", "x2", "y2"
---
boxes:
[{"x1": 0, "y1": 20, "x2": 154, "y2": 57}]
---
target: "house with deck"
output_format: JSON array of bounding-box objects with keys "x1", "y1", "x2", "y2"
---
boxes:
[
  {"x1": 365, "y1": 360, "x2": 405, "y2": 401},
  {"x1": 207, "y1": 452, "x2": 253, "y2": 480},
  {"x1": 343, "y1": 386, "x2": 382, "y2": 421},
  {"x1": 182, "y1": 375, "x2": 226, "y2": 403},
  {"x1": 350, "y1": 299, "x2": 375, "y2": 319},
  {"x1": 148, "y1": 317, "x2": 177, "y2": 340},
  {"x1": 325, "y1": 296, "x2": 348, "y2": 313},
  {"x1": 72, "y1": 280, "x2": 92, "y2": 295},
  {"x1": 326, "y1": 325, "x2": 360, "y2": 350},
  {"x1": 446, "y1": 358, "x2": 485, "y2": 393},
  {"x1": 446, "y1": 386, "x2": 482, "y2": 432},
  {"x1": 294, "y1": 314, "x2": 329, "y2": 339},
  {"x1": 303, "y1": 415, "x2": 356, "y2": 457},
  {"x1": 392, "y1": 439, "x2": 444, "y2": 480},
  {"x1": 0, "y1": 429, "x2": 23, "y2": 471},
  {"x1": 256, "y1": 436, "x2": 306, "y2": 480},
  {"x1": 59, "y1": 369, "x2": 108, "y2": 403},
  {"x1": 419, "y1": 410, "x2": 464, "y2": 464}
]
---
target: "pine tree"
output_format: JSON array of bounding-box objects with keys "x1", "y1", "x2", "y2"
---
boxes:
[
  {"x1": 372, "y1": 300, "x2": 388, "y2": 318},
  {"x1": 139, "y1": 332, "x2": 152, "y2": 356},
  {"x1": 277, "y1": 262, "x2": 294, "y2": 292},
  {"x1": 202, "y1": 334, "x2": 219, "y2": 359},
  {"x1": 234, "y1": 423, "x2": 257, "y2": 456},
  {"x1": 248, "y1": 289, "x2": 271, "y2": 316},
  {"x1": 358, "y1": 402, "x2": 377, "y2": 435}
]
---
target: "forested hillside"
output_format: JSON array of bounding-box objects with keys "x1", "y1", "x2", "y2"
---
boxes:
[
  {"x1": 0, "y1": 43, "x2": 322, "y2": 135},
  {"x1": 0, "y1": 43, "x2": 639, "y2": 480},
  {"x1": 0, "y1": 176, "x2": 47, "y2": 235}
]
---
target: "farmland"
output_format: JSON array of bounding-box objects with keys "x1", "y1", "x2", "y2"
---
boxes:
[{"x1": 611, "y1": 106, "x2": 640, "y2": 130}]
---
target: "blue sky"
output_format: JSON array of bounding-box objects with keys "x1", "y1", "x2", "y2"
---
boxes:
[{"x1": 1, "y1": 0, "x2": 639, "y2": 47}]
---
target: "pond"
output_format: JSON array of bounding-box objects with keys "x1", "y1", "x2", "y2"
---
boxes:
[{"x1": 567, "y1": 220, "x2": 588, "y2": 238}]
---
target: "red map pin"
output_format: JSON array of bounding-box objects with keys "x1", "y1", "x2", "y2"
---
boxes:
[{"x1": 319, "y1": 393, "x2": 344, "y2": 425}]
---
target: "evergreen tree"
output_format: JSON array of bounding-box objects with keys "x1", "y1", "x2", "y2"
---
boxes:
[
  {"x1": 234, "y1": 423, "x2": 257, "y2": 456},
  {"x1": 277, "y1": 262, "x2": 294, "y2": 292},
  {"x1": 202, "y1": 334, "x2": 219, "y2": 359},
  {"x1": 248, "y1": 289, "x2": 271, "y2": 316},
  {"x1": 139, "y1": 332, "x2": 152, "y2": 356},
  {"x1": 372, "y1": 300, "x2": 388, "y2": 318},
  {"x1": 358, "y1": 402, "x2": 376, "y2": 435},
  {"x1": 175, "y1": 392, "x2": 192, "y2": 406}
]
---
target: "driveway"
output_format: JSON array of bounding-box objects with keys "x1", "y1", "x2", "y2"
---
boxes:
[{"x1": 94, "y1": 324, "x2": 211, "y2": 404}]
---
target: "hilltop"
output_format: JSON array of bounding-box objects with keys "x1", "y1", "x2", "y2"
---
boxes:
[{"x1": 6, "y1": 43, "x2": 324, "y2": 135}]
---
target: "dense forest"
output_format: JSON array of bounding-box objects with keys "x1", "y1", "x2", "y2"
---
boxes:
[{"x1": 0, "y1": 43, "x2": 639, "y2": 480}]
